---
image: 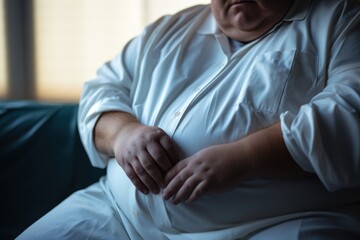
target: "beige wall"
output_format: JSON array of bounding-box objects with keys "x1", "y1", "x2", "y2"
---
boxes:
[
  {"x1": 0, "y1": 0, "x2": 7, "y2": 98},
  {"x1": 33, "y1": 0, "x2": 209, "y2": 101}
]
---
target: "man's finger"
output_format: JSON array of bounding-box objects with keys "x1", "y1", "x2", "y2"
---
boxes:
[
  {"x1": 123, "y1": 163, "x2": 149, "y2": 194},
  {"x1": 131, "y1": 158, "x2": 159, "y2": 194},
  {"x1": 163, "y1": 162, "x2": 188, "y2": 200},
  {"x1": 138, "y1": 150, "x2": 164, "y2": 188},
  {"x1": 147, "y1": 141, "x2": 173, "y2": 173},
  {"x1": 187, "y1": 180, "x2": 208, "y2": 203},
  {"x1": 159, "y1": 135, "x2": 179, "y2": 165},
  {"x1": 164, "y1": 160, "x2": 187, "y2": 186}
]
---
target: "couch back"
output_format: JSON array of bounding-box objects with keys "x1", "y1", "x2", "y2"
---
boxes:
[{"x1": 0, "y1": 101, "x2": 105, "y2": 239}]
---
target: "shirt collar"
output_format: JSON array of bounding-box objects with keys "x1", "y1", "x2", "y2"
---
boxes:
[
  {"x1": 196, "y1": 6, "x2": 218, "y2": 35},
  {"x1": 197, "y1": 0, "x2": 312, "y2": 35}
]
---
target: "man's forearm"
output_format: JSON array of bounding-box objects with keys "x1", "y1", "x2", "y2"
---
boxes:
[
  {"x1": 94, "y1": 111, "x2": 178, "y2": 194},
  {"x1": 93, "y1": 111, "x2": 140, "y2": 157},
  {"x1": 163, "y1": 122, "x2": 313, "y2": 203},
  {"x1": 233, "y1": 122, "x2": 311, "y2": 179}
]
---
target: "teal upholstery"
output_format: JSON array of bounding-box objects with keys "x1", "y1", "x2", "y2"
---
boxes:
[{"x1": 0, "y1": 101, "x2": 105, "y2": 239}]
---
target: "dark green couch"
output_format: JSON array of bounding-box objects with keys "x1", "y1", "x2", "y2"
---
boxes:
[{"x1": 0, "y1": 101, "x2": 105, "y2": 239}]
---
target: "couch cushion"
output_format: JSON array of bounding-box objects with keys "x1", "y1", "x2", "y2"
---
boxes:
[{"x1": 0, "y1": 101, "x2": 105, "y2": 239}]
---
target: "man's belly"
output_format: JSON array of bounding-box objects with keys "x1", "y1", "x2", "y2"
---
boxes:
[{"x1": 106, "y1": 159, "x2": 360, "y2": 233}]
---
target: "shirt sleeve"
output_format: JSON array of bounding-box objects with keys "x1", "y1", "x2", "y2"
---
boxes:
[
  {"x1": 77, "y1": 9, "x2": 197, "y2": 168},
  {"x1": 281, "y1": 4, "x2": 360, "y2": 191},
  {"x1": 77, "y1": 36, "x2": 141, "y2": 168}
]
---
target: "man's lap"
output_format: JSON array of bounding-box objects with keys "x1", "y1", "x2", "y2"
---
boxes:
[
  {"x1": 248, "y1": 212, "x2": 360, "y2": 240},
  {"x1": 17, "y1": 177, "x2": 360, "y2": 240},
  {"x1": 17, "y1": 178, "x2": 133, "y2": 240}
]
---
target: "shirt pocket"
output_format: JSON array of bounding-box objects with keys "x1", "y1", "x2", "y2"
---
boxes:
[{"x1": 237, "y1": 50, "x2": 296, "y2": 114}]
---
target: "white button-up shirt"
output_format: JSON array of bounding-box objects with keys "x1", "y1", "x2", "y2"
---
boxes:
[{"x1": 78, "y1": 0, "x2": 360, "y2": 239}]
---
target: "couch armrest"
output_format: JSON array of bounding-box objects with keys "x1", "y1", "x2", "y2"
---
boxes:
[{"x1": 0, "y1": 101, "x2": 105, "y2": 239}]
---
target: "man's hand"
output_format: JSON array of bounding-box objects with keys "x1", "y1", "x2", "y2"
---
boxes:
[
  {"x1": 163, "y1": 123, "x2": 310, "y2": 204},
  {"x1": 94, "y1": 111, "x2": 178, "y2": 195},
  {"x1": 113, "y1": 123, "x2": 178, "y2": 194},
  {"x1": 163, "y1": 144, "x2": 246, "y2": 204}
]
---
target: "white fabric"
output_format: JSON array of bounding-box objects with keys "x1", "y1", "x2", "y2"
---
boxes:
[
  {"x1": 75, "y1": 0, "x2": 360, "y2": 239},
  {"x1": 17, "y1": 177, "x2": 360, "y2": 240},
  {"x1": 18, "y1": 178, "x2": 135, "y2": 240}
]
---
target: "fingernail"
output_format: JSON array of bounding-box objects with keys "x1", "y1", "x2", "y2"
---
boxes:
[
  {"x1": 162, "y1": 192, "x2": 168, "y2": 199},
  {"x1": 164, "y1": 192, "x2": 172, "y2": 201}
]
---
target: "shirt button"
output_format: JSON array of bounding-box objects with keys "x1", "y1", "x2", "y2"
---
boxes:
[
  {"x1": 132, "y1": 210, "x2": 140, "y2": 218},
  {"x1": 194, "y1": 87, "x2": 201, "y2": 93},
  {"x1": 174, "y1": 111, "x2": 181, "y2": 117}
]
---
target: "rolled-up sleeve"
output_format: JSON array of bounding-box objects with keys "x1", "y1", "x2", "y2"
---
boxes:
[
  {"x1": 281, "y1": 7, "x2": 360, "y2": 191},
  {"x1": 77, "y1": 37, "x2": 140, "y2": 168}
]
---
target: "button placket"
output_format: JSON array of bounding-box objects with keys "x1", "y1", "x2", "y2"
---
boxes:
[
  {"x1": 169, "y1": 63, "x2": 230, "y2": 137},
  {"x1": 174, "y1": 111, "x2": 181, "y2": 117}
]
